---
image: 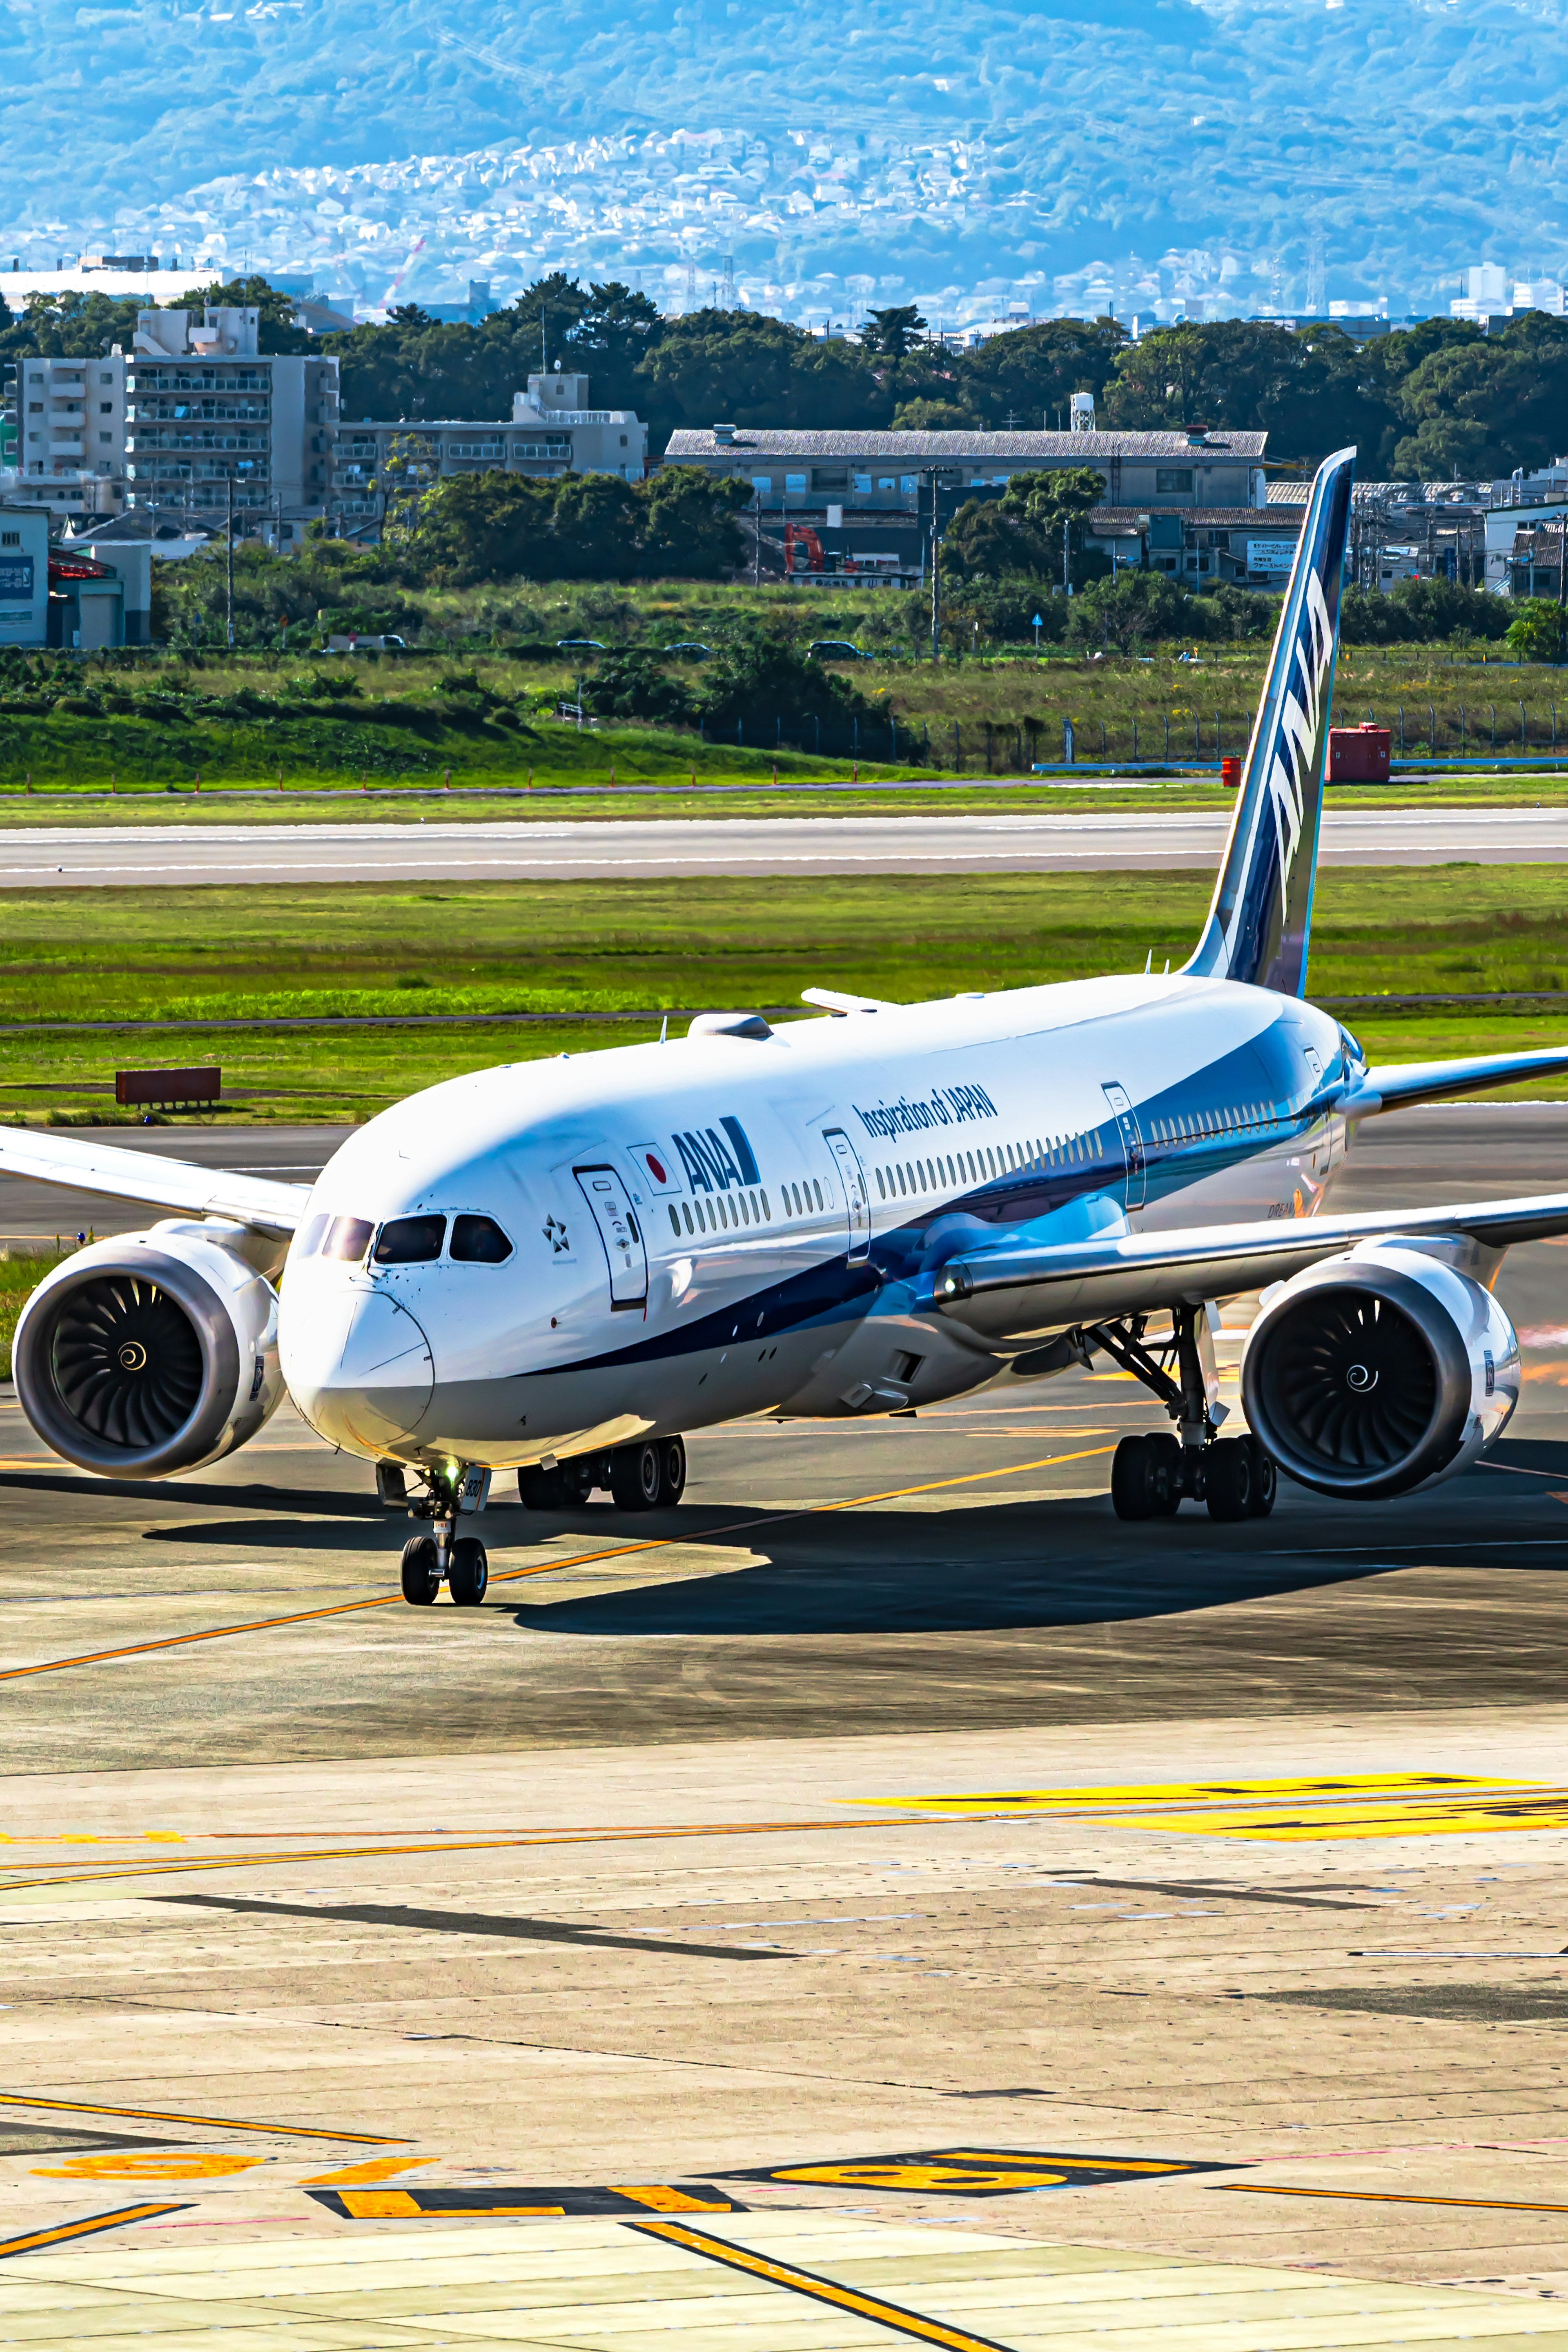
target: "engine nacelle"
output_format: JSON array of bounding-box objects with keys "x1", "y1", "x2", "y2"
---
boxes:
[
  {"x1": 1241, "y1": 1241, "x2": 1519, "y2": 1501},
  {"x1": 13, "y1": 1220, "x2": 285, "y2": 1478}
]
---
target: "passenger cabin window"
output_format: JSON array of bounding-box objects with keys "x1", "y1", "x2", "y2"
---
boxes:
[
  {"x1": 451, "y1": 1213, "x2": 512, "y2": 1263},
  {"x1": 323, "y1": 1215, "x2": 374, "y2": 1262},
  {"x1": 374, "y1": 1213, "x2": 446, "y2": 1264}
]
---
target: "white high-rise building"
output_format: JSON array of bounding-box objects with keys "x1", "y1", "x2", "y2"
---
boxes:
[
  {"x1": 3, "y1": 351, "x2": 129, "y2": 517},
  {"x1": 124, "y1": 306, "x2": 338, "y2": 527}
]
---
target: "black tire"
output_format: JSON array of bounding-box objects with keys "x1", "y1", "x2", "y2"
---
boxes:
[
  {"x1": 1110, "y1": 1433, "x2": 1154, "y2": 1521},
  {"x1": 1205, "y1": 1437, "x2": 1255, "y2": 1523},
  {"x1": 609, "y1": 1440, "x2": 663, "y2": 1510},
  {"x1": 1146, "y1": 1432, "x2": 1183, "y2": 1516},
  {"x1": 449, "y1": 1535, "x2": 488, "y2": 1606},
  {"x1": 1245, "y1": 1436, "x2": 1277, "y2": 1518},
  {"x1": 658, "y1": 1436, "x2": 687, "y2": 1506},
  {"x1": 559, "y1": 1457, "x2": 597, "y2": 1506},
  {"x1": 400, "y1": 1533, "x2": 440, "y2": 1605},
  {"x1": 518, "y1": 1465, "x2": 560, "y2": 1509}
]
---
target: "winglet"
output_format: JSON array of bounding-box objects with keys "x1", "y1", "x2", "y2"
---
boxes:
[{"x1": 1185, "y1": 445, "x2": 1356, "y2": 996}]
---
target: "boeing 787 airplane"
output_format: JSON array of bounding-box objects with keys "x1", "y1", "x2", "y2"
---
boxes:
[{"x1": 6, "y1": 443, "x2": 1566, "y2": 1605}]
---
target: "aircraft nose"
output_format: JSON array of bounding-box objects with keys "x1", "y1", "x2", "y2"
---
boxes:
[{"x1": 282, "y1": 1287, "x2": 434, "y2": 1455}]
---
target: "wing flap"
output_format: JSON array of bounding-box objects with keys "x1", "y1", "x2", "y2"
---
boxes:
[
  {"x1": 920, "y1": 1189, "x2": 1568, "y2": 1343},
  {"x1": 0, "y1": 1130, "x2": 310, "y2": 1236}
]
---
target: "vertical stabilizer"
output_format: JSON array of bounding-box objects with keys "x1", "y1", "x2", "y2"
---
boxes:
[{"x1": 1184, "y1": 445, "x2": 1356, "y2": 996}]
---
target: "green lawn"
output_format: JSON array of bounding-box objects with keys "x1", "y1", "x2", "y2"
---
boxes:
[{"x1": 1, "y1": 869, "x2": 1567, "y2": 1122}]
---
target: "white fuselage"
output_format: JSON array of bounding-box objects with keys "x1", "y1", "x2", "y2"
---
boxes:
[{"x1": 278, "y1": 973, "x2": 1357, "y2": 1471}]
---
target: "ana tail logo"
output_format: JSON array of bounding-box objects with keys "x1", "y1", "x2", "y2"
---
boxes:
[{"x1": 1186, "y1": 445, "x2": 1356, "y2": 998}]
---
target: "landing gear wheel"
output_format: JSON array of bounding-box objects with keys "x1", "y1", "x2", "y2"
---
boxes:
[
  {"x1": 1205, "y1": 1436, "x2": 1256, "y2": 1523},
  {"x1": 1145, "y1": 1432, "x2": 1183, "y2": 1516},
  {"x1": 449, "y1": 1536, "x2": 488, "y2": 1606},
  {"x1": 659, "y1": 1436, "x2": 687, "y2": 1506},
  {"x1": 518, "y1": 1460, "x2": 595, "y2": 1509},
  {"x1": 1245, "y1": 1435, "x2": 1277, "y2": 1518},
  {"x1": 400, "y1": 1533, "x2": 440, "y2": 1605},
  {"x1": 1111, "y1": 1433, "x2": 1155, "y2": 1521},
  {"x1": 610, "y1": 1440, "x2": 663, "y2": 1510}
]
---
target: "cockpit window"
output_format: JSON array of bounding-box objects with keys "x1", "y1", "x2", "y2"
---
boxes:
[
  {"x1": 451, "y1": 1213, "x2": 513, "y2": 1264},
  {"x1": 323, "y1": 1215, "x2": 375, "y2": 1263},
  {"x1": 294, "y1": 1211, "x2": 330, "y2": 1258},
  {"x1": 374, "y1": 1214, "x2": 446, "y2": 1265}
]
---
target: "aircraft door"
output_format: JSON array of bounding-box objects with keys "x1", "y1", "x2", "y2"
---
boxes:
[
  {"x1": 823, "y1": 1128, "x2": 871, "y2": 1264},
  {"x1": 1102, "y1": 1082, "x2": 1147, "y2": 1212},
  {"x1": 574, "y1": 1165, "x2": 648, "y2": 1309}
]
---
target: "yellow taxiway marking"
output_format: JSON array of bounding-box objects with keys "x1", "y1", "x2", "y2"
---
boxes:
[
  {"x1": 32, "y1": 2152, "x2": 264, "y2": 2180},
  {"x1": 0, "y1": 2202, "x2": 188, "y2": 2259},
  {"x1": 851, "y1": 1774, "x2": 1523, "y2": 1817},
  {"x1": 0, "y1": 1446, "x2": 1116, "y2": 1690},
  {"x1": 629, "y1": 2218, "x2": 1016, "y2": 2352},
  {"x1": 0, "y1": 2091, "x2": 405, "y2": 2144},
  {"x1": 298, "y1": 2156, "x2": 437, "y2": 2187},
  {"x1": 0, "y1": 1812, "x2": 1011, "y2": 1897},
  {"x1": 1162, "y1": 1788, "x2": 1568, "y2": 1840},
  {"x1": 1217, "y1": 2182, "x2": 1568, "y2": 2215}
]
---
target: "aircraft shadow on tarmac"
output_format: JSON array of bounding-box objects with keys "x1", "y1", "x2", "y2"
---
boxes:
[{"x1": 503, "y1": 1473, "x2": 1568, "y2": 1638}]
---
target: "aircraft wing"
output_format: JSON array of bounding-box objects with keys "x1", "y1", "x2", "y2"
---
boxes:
[
  {"x1": 0, "y1": 1130, "x2": 310, "y2": 1237},
  {"x1": 918, "y1": 1189, "x2": 1568, "y2": 1344},
  {"x1": 1344, "y1": 1045, "x2": 1568, "y2": 1114}
]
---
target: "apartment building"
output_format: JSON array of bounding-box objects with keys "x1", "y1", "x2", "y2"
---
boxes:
[
  {"x1": 333, "y1": 368, "x2": 646, "y2": 524},
  {"x1": 124, "y1": 307, "x2": 339, "y2": 528},
  {"x1": 664, "y1": 417, "x2": 1267, "y2": 515},
  {"x1": 2, "y1": 352, "x2": 128, "y2": 516}
]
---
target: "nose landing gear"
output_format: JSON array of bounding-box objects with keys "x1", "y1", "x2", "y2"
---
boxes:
[
  {"x1": 1091, "y1": 1305, "x2": 1277, "y2": 1523},
  {"x1": 385, "y1": 1461, "x2": 491, "y2": 1605}
]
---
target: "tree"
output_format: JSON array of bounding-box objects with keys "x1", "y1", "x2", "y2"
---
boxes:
[
  {"x1": 1504, "y1": 596, "x2": 1567, "y2": 663},
  {"x1": 1389, "y1": 312, "x2": 1568, "y2": 479},
  {"x1": 1102, "y1": 319, "x2": 1400, "y2": 470},
  {"x1": 891, "y1": 397, "x2": 976, "y2": 428},
  {"x1": 1067, "y1": 570, "x2": 1185, "y2": 653},
  {"x1": 693, "y1": 628, "x2": 873, "y2": 742},
  {"x1": 943, "y1": 465, "x2": 1106, "y2": 582},
  {"x1": 408, "y1": 473, "x2": 557, "y2": 586},
  {"x1": 950, "y1": 318, "x2": 1130, "y2": 430},
  {"x1": 859, "y1": 303, "x2": 926, "y2": 358},
  {"x1": 632, "y1": 465, "x2": 751, "y2": 578},
  {"x1": 550, "y1": 472, "x2": 640, "y2": 579}
]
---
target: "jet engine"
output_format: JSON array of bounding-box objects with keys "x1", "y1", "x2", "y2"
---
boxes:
[
  {"x1": 1241, "y1": 1241, "x2": 1519, "y2": 1501},
  {"x1": 13, "y1": 1221, "x2": 285, "y2": 1478}
]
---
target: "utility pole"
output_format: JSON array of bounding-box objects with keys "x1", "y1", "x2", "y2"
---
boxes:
[
  {"x1": 1062, "y1": 513, "x2": 1071, "y2": 595},
  {"x1": 928, "y1": 468, "x2": 941, "y2": 664},
  {"x1": 225, "y1": 472, "x2": 235, "y2": 650}
]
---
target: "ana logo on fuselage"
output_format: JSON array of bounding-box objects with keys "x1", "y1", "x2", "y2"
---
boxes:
[{"x1": 672, "y1": 1114, "x2": 761, "y2": 1195}]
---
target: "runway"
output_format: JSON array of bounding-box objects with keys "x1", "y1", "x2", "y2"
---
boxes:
[
  {"x1": 0, "y1": 802, "x2": 1564, "y2": 885},
  {"x1": 6, "y1": 1106, "x2": 1568, "y2": 2330}
]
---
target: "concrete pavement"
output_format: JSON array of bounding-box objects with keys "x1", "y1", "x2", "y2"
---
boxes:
[{"x1": 0, "y1": 804, "x2": 1565, "y2": 885}]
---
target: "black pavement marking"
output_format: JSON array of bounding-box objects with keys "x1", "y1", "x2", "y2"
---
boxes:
[
  {"x1": 1058, "y1": 1875, "x2": 1382, "y2": 1912},
  {"x1": 159, "y1": 1893, "x2": 792, "y2": 1961},
  {"x1": 0, "y1": 2204, "x2": 192, "y2": 2259},
  {"x1": 722, "y1": 2146, "x2": 1235, "y2": 2196},
  {"x1": 0, "y1": 2125, "x2": 179, "y2": 2156},
  {"x1": 1255, "y1": 1985, "x2": 1568, "y2": 2024},
  {"x1": 314, "y1": 2183, "x2": 743, "y2": 2219}
]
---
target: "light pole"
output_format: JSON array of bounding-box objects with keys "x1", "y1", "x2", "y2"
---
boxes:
[
  {"x1": 928, "y1": 467, "x2": 941, "y2": 665},
  {"x1": 226, "y1": 472, "x2": 235, "y2": 649}
]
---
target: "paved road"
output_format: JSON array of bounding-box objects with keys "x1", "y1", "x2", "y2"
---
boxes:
[{"x1": 2, "y1": 804, "x2": 1566, "y2": 886}]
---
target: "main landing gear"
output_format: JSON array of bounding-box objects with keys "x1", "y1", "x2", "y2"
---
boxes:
[
  {"x1": 1093, "y1": 1305, "x2": 1277, "y2": 1524},
  {"x1": 518, "y1": 1437, "x2": 687, "y2": 1513},
  {"x1": 382, "y1": 1461, "x2": 490, "y2": 1607}
]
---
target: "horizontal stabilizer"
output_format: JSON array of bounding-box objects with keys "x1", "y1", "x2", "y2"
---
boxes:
[
  {"x1": 1343, "y1": 1045, "x2": 1568, "y2": 1115},
  {"x1": 0, "y1": 1131, "x2": 309, "y2": 1234}
]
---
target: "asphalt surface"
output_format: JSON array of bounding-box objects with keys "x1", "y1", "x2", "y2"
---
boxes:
[
  {"x1": 6, "y1": 1105, "x2": 1568, "y2": 2298},
  {"x1": 2, "y1": 804, "x2": 1568, "y2": 885}
]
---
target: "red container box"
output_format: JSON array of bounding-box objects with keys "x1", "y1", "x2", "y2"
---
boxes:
[
  {"x1": 1220, "y1": 755, "x2": 1241, "y2": 788},
  {"x1": 1327, "y1": 724, "x2": 1391, "y2": 783}
]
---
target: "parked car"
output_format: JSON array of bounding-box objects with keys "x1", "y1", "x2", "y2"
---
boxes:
[
  {"x1": 808, "y1": 639, "x2": 871, "y2": 660},
  {"x1": 556, "y1": 638, "x2": 607, "y2": 652},
  {"x1": 321, "y1": 633, "x2": 407, "y2": 654}
]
